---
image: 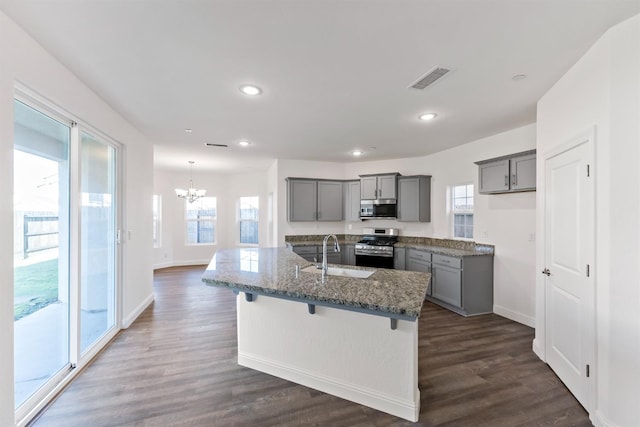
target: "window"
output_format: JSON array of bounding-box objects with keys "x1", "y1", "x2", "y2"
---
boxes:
[
  {"x1": 152, "y1": 195, "x2": 161, "y2": 248},
  {"x1": 239, "y1": 196, "x2": 259, "y2": 245},
  {"x1": 453, "y1": 184, "x2": 473, "y2": 239},
  {"x1": 186, "y1": 197, "x2": 216, "y2": 244}
]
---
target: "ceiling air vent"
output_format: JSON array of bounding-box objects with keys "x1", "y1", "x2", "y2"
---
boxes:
[
  {"x1": 204, "y1": 143, "x2": 228, "y2": 148},
  {"x1": 409, "y1": 67, "x2": 450, "y2": 90}
]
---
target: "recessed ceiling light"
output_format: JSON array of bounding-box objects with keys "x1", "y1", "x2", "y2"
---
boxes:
[
  {"x1": 238, "y1": 140, "x2": 250, "y2": 147},
  {"x1": 419, "y1": 113, "x2": 437, "y2": 121},
  {"x1": 352, "y1": 150, "x2": 363, "y2": 156},
  {"x1": 185, "y1": 128, "x2": 193, "y2": 133},
  {"x1": 239, "y1": 85, "x2": 262, "y2": 96},
  {"x1": 512, "y1": 74, "x2": 527, "y2": 81}
]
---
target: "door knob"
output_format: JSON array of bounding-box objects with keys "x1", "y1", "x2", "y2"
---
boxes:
[{"x1": 542, "y1": 268, "x2": 551, "y2": 276}]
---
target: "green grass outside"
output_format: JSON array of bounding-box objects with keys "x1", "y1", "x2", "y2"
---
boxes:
[{"x1": 14, "y1": 258, "x2": 59, "y2": 321}]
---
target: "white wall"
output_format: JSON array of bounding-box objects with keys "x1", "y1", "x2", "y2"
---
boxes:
[
  {"x1": 0, "y1": 11, "x2": 154, "y2": 425},
  {"x1": 535, "y1": 14, "x2": 640, "y2": 427},
  {"x1": 153, "y1": 168, "x2": 269, "y2": 268},
  {"x1": 266, "y1": 159, "x2": 279, "y2": 248}
]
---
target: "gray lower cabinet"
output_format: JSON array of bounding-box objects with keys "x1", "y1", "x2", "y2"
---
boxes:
[
  {"x1": 428, "y1": 254, "x2": 493, "y2": 316},
  {"x1": 393, "y1": 247, "x2": 406, "y2": 270},
  {"x1": 291, "y1": 244, "x2": 341, "y2": 264},
  {"x1": 341, "y1": 244, "x2": 356, "y2": 266},
  {"x1": 291, "y1": 245, "x2": 318, "y2": 262},
  {"x1": 405, "y1": 248, "x2": 432, "y2": 296},
  {"x1": 431, "y1": 263, "x2": 462, "y2": 307},
  {"x1": 400, "y1": 248, "x2": 493, "y2": 316},
  {"x1": 397, "y1": 175, "x2": 431, "y2": 222},
  {"x1": 321, "y1": 251, "x2": 341, "y2": 264}
]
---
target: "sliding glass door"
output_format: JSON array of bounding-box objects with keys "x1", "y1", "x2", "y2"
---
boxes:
[
  {"x1": 13, "y1": 96, "x2": 120, "y2": 417},
  {"x1": 80, "y1": 132, "x2": 116, "y2": 353},
  {"x1": 13, "y1": 100, "x2": 71, "y2": 408}
]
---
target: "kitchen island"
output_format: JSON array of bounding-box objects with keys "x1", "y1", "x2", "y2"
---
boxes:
[{"x1": 202, "y1": 247, "x2": 430, "y2": 421}]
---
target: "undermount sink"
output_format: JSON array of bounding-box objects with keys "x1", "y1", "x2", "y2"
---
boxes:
[{"x1": 301, "y1": 265, "x2": 375, "y2": 279}]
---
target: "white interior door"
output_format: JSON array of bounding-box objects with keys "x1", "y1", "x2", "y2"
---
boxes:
[{"x1": 544, "y1": 135, "x2": 594, "y2": 411}]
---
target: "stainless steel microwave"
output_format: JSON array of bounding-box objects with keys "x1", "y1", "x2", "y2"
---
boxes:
[{"x1": 360, "y1": 199, "x2": 397, "y2": 219}]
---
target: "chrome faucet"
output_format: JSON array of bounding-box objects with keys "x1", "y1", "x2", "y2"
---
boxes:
[{"x1": 321, "y1": 234, "x2": 340, "y2": 282}]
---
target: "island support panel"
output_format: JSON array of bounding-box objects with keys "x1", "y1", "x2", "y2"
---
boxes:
[{"x1": 236, "y1": 294, "x2": 420, "y2": 422}]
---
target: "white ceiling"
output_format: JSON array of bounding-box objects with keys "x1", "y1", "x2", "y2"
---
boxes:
[{"x1": 1, "y1": 1, "x2": 638, "y2": 173}]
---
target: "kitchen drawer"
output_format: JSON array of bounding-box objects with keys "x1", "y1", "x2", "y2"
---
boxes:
[
  {"x1": 407, "y1": 248, "x2": 431, "y2": 262},
  {"x1": 432, "y1": 254, "x2": 462, "y2": 269}
]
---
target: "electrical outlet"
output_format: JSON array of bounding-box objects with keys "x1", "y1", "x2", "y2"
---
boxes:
[{"x1": 529, "y1": 233, "x2": 536, "y2": 242}]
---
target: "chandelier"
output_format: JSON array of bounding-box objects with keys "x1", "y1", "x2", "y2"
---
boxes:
[{"x1": 175, "y1": 161, "x2": 206, "y2": 203}]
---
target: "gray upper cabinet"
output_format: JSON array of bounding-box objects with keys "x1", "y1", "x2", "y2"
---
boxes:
[
  {"x1": 476, "y1": 150, "x2": 536, "y2": 194},
  {"x1": 287, "y1": 179, "x2": 317, "y2": 221},
  {"x1": 359, "y1": 173, "x2": 399, "y2": 200},
  {"x1": 344, "y1": 180, "x2": 361, "y2": 222},
  {"x1": 510, "y1": 153, "x2": 536, "y2": 191},
  {"x1": 397, "y1": 175, "x2": 431, "y2": 222},
  {"x1": 478, "y1": 159, "x2": 510, "y2": 193},
  {"x1": 317, "y1": 181, "x2": 344, "y2": 221},
  {"x1": 360, "y1": 176, "x2": 378, "y2": 200},
  {"x1": 287, "y1": 178, "x2": 343, "y2": 222},
  {"x1": 377, "y1": 175, "x2": 397, "y2": 199}
]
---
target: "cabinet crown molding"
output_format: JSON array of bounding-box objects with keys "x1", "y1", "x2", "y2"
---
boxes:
[{"x1": 474, "y1": 149, "x2": 536, "y2": 165}]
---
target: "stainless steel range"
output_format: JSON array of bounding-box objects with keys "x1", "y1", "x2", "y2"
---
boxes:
[{"x1": 355, "y1": 227, "x2": 399, "y2": 269}]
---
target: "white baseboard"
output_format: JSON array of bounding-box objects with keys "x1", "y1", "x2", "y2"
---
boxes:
[
  {"x1": 532, "y1": 338, "x2": 545, "y2": 361},
  {"x1": 122, "y1": 292, "x2": 154, "y2": 328},
  {"x1": 153, "y1": 261, "x2": 173, "y2": 270},
  {"x1": 238, "y1": 351, "x2": 420, "y2": 422},
  {"x1": 593, "y1": 410, "x2": 618, "y2": 427},
  {"x1": 153, "y1": 259, "x2": 210, "y2": 270},
  {"x1": 493, "y1": 304, "x2": 535, "y2": 327}
]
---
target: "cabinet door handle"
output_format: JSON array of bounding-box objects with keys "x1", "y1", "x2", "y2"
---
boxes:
[
  {"x1": 512, "y1": 174, "x2": 517, "y2": 186},
  {"x1": 504, "y1": 175, "x2": 509, "y2": 186}
]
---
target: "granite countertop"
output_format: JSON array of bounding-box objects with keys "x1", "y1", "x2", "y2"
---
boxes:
[
  {"x1": 202, "y1": 247, "x2": 430, "y2": 319},
  {"x1": 394, "y1": 242, "x2": 493, "y2": 257},
  {"x1": 285, "y1": 235, "x2": 494, "y2": 257}
]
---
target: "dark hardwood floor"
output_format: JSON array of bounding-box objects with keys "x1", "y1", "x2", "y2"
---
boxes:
[{"x1": 31, "y1": 266, "x2": 591, "y2": 426}]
